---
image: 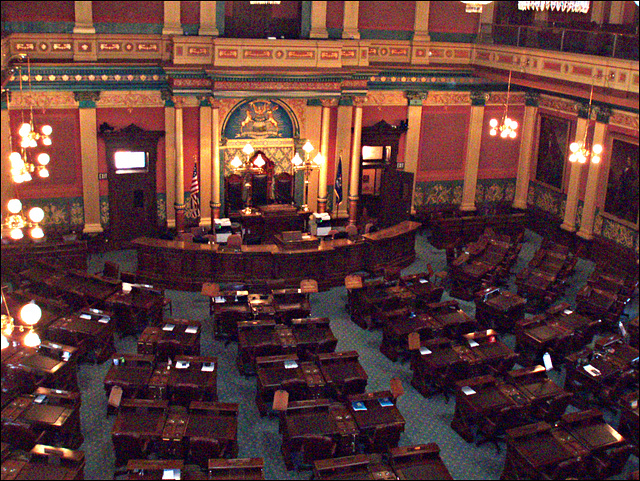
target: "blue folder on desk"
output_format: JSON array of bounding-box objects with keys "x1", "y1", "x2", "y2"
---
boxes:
[{"x1": 351, "y1": 401, "x2": 367, "y2": 411}]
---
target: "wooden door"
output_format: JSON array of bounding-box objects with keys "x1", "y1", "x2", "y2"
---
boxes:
[{"x1": 379, "y1": 168, "x2": 414, "y2": 228}]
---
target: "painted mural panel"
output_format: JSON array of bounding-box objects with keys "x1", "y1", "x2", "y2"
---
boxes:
[
  {"x1": 535, "y1": 115, "x2": 570, "y2": 190},
  {"x1": 222, "y1": 99, "x2": 296, "y2": 140},
  {"x1": 604, "y1": 138, "x2": 639, "y2": 226}
]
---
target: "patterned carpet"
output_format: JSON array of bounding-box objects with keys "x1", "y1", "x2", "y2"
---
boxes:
[{"x1": 77, "y1": 229, "x2": 639, "y2": 480}]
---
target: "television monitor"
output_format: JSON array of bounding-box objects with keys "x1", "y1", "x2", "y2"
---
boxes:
[{"x1": 114, "y1": 151, "x2": 148, "y2": 173}]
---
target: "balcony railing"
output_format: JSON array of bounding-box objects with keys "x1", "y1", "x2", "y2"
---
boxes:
[{"x1": 481, "y1": 23, "x2": 639, "y2": 61}]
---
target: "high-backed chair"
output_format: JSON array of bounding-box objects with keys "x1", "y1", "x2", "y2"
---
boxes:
[
  {"x1": 112, "y1": 432, "x2": 150, "y2": 467},
  {"x1": 299, "y1": 434, "x2": 337, "y2": 467},
  {"x1": 274, "y1": 172, "x2": 294, "y2": 204},
  {"x1": 188, "y1": 437, "x2": 223, "y2": 469},
  {"x1": 252, "y1": 173, "x2": 269, "y2": 206},
  {"x1": 225, "y1": 173, "x2": 244, "y2": 215}
]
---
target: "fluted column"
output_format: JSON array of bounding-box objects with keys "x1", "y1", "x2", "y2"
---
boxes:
[
  {"x1": 76, "y1": 92, "x2": 102, "y2": 233},
  {"x1": 513, "y1": 92, "x2": 539, "y2": 209},
  {"x1": 174, "y1": 98, "x2": 185, "y2": 233},
  {"x1": 317, "y1": 99, "x2": 335, "y2": 213},
  {"x1": 342, "y1": 1, "x2": 360, "y2": 40},
  {"x1": 210, "y1": 100, "x2": 221, "y2": 219},
  {"x1": 163, "y1": 1, "x2": 182, "y2": 35},
  {"x1": 310, "y1": 1, "x2": 329, "y2": 39},
  {"x1": 73, "y1": 1, "x2": 95, "y2": 34},
  {"x1": 577, "y1": 108, "x2": 610, "y2": 240},
  {"x1": 199, "y1": 96, "x2": 212, "y2": 227},
  {"x1": 460, "y1": 92, "x2": 486, "y2": 212},
  {"x1": 561, "y1": 112, "x2": 589, "y2": 232},
  {"x1": 199, "y1": 1, "x2": 219, "y2": 36},
  {"x1": 404, "y1": 91, "x2": 427, "y2": 213},
  {"x1": 348, "y1": 97, "x2": 365, "y2": 226}
]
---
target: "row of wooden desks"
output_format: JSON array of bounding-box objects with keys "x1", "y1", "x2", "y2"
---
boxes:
[
  {"x1": 121, "y1": 457, "x2": 265, "y2": 480},
  {"x1": 503, "y1": 409, "x2": 634, "y2": 480},
  {"x1": 1, "y1": 443, "x2": 85, "y2": 480},
  {"x1": 279, "y1": 391, "x2": 405, "y2": 469},
  {"x1": 137, "y1": 319, "x2": 201, "y2": 361},
  {"x1": 112, "y1": 400, "x2": 238, "y2": 468}
]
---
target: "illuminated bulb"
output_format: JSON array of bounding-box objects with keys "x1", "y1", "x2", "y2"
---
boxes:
[
  {"x1": 230, "y1": 155, "x2": 243, "y2": 169},
  {"x1": 509, "y1": 131, "x2": 517, "y2": 139},
  {"x1": 41, "y1": 125, "x2": 52, "y2": 136},
  {"x1": 23, "y1": 329, "x2": 40, "y2": 348},
  {"x1": 242, "y1": 143, "x2": 254, "y2": 156},
  {"x1": 21, "y1": 138, "x2": 30, "y2": 148},
  {"x1": 569, "y1": 154, "x2": 576, "y2": 163},
  {"x1": 22, "y1": 172, "x2": 32, "y2": 183},
  {"x1": 19, "y1": 123, "x2": 32, "y2": 137},
  {"x1": 570, "y1": 142, "x2": 580, "y2": 153},
  {"x1": 37, "y1": 153, "x2": 50, "y2": 165},
  {"x1": 42, "y1": 137, "x2": 52, "y2": 146},
  {"x1": 29, "y1": 139, "x2": 37, "y2": 148},
  {"x1": 504, "y1": 117, "x2": 512, "y2": 127},
  {"x1": 291, "y1": 153, "x2": 303, "y2": 166},
  {"x1": 20, "y1": 302, "x2": 42, "y2": 325},
  {"x1": 578, "y1": 155, "x2": 587, "y2": 164},
  {"x1": 592, "y1": 144, "x2": 603, "y2": 155},
  {"x1": 28, "y1": 207, "x2": 44, "y2": 223},
  {"x1": 30, "y1": 226, "x2": 44, "y2": 239},
  {"x1": 253, "y1": 154, "x2": 265, "y2": 168},
  {"x1": 489, "y1": 118, "x2": 498, "y2": 128},
  {"x1": 1, "y1": 335, "x2": 8, "y2": 350},
  {"x1": 510, "y1": 120, "x2": 518, "y2": 130},
  {"x1": 591, "y1": 155, "x2": 600, "y2": 164},
  {"x1": 10, "y1": 228, "x2": 24, "y2": 240},
  {"x1": 302, "y1": 140, "x2": 314, "y2": 154},
  {"x1": 490, "y1": 129, "x2": 497, "y2": 136},
  {"x1": 9, "y1": 152, "x2": 23, "y2": 165},
  {"x1": 313, "y1": 153, "x2": 324, "y2": 166},
  {"x1": 500, "y1": 130, "x2": 508, "y2": 138},
  {"x1": 38, "y1": 168, "x2": 49, "y2": 178},
  {"x1": 7, "y1": 199, "x2": 22, "y2": 214}
]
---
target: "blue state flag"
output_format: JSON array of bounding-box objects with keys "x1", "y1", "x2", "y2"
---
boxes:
[{"x1": 334, "y1": 155, "x2": 343, "y2": 205}]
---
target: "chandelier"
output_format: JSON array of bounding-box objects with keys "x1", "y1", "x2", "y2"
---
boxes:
[
  {"x1": 291, "y1": 140, "x2": 324, "y2": 212},
  {"x1": 230, "y1": 143, "x2": 266, "y2": 215},
  {"x1": 569, "y1": 85, "x2": 603, "y2": 165},
  {"x1": 518, "y1": 1, "x2": 590, "y2": 13},
  {"x1": 8, "y1": 56, "x2": 53, "y2": 183},
  {"x1": 460, "y1": 1, "x2": 493, "y2": 13},
  {"x1": 1, "y1": 286, "x2": 42, "y2": 350},
  {"x1": 489, "y1": 70, "x2": 518, "y2": 139}
]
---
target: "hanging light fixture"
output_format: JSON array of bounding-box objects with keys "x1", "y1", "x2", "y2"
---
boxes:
[
  {"x1": 460, "y1": 1, "x2": 493, "y2": 13},
  {"x1": 1, "y1": 287, "x2": 42, "y2": 350},
  {"x1": 292, "y1": 140, "x2": 324, "y2": 212},
  {"x1": 2, "y1": 198, "x2": 45, "y2": 240},
  {"x1": 489, "y1": 70, "x2": 519, "y2": 139},
  {"x1": 569, "y1": 85, "x2": 603, "y2": 165},
  {"x1": 7, "y1": 55, "x2": 53, "y2": 183},
  {"x1": 518, "y1": 1, "x2": 590, "y2": 13}
]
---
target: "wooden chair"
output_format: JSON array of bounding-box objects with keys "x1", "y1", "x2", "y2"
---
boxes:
[
  {"x1": 225, "y1": 173, "x2": 244, "y2": 215},
  {"x1": 274, "y1": 172, "x2": 294, "y2": 204},
  {"x1": 227, "y1": 234, "x2": 243, "y2": 250}
]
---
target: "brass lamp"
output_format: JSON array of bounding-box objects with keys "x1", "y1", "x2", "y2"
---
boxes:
[
  {"x1": 230, "y1": 143, "x2": 265, "y2": 214},
  {"x1": 292, "y1": 140, "x2": 323, "y2": 212}
]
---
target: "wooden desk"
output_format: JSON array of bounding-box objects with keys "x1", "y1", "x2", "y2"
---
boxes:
[
  {"x1": 1, "y1": 443, "x2": 85, "y2": 480},
  {"x1": 317, "y1": 351, "x2": 368, "y2": 400},
  {"x1": 389, "y1": 443, "x2": 454, "y2": 480},
  {"x1": 168, "y1": 355, "x2": 217, "y2": 405},
  {"x1": 424, "y1": 301, "x2": 480, "y2": 340},
  {"x1": 185, "y1": 401, "x2": 239, "y2": 462},
  {"x1": 133, "y1": 221, "x2": 420, "y2": 291},
  {"x1": 105, "y1": 285, "x2": 164, "y2": 335},
  {"x1": 399, "y1": 272, "x2": 444, "y2": 307},
  {"x1": 474, "y1": 287, "x2": 526, "y2": 332},
  {"x1": 290, "y1": 317, "x2": 337, "y2": 360},
  {"x1": 380, "y1": 309, "x2": 434, "y2": 362},
  {"x1": 560, "y1": 409, "x2": 627, "y2": 454},
  {"x1": 124, "y1": 459, "x2": 185, "y2": 481},
  {"x1": 210, "y1": 291, "x2": 253, "y2": 340},
  {"x1": 347, "y1": 390, "x2": 405, "y2": 453},
  {"x1": 138, "y1": 319, "x2": 201, "y2": 361},
  {"x1": 103, "y1": 354, "x2": 155, "y2": 399},
  {"x1": 313, "y1": 453, "x2": 395, "y2": 480},
  {"x1": 237, "y1": 320, "x2": 295, "y2": 375},
  {"x1": 462, "y1": 329, "x2": 519, "y2": 375},
  {"x1": 271, "y1": 288, "x2": 311, "y2": 322},
  {"x1": 46, "y1": 308, "x2": 116, "y2": 363},
  {"x1": 618, "y1": 391, "x2": 639, "y2": 456},
  {"x1": 208, "y1": 457, "x2": 265, "y2": 480}
]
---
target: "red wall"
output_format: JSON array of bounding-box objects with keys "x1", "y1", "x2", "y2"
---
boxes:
[
  {"x1": 479, "y1": 105, "x2": 523, "y2": 178},
  {"x1": 418, "y1": 106, "x2": 469, "y2": 181},
  {"x1": 326, "y1": 1, "x2": 345, "y2": 30},
  {"x1": 92, "y1": 1, "x2": 163, "y2": 24},
  {"x1": 182, "y1": 107, "x2": 200, "y2": 189},
  {"x1": 9, "y1": 108, "x2": 82, "y2": 199},
  {"x1": 96, "y1": 107, "x2": 166, "y2": 197},
  {"x1": 358, "y1": 1, "x2": 415, "y2": 31},
  {"x1": 429, "y1": 1, "x2": 480, "y2": 35},
  {"x1": 2, "y1": 1, "x2": 74, "y2": 23},
  {"x1": 181, "y1": 1, "x2": 200, "y2": 26}
]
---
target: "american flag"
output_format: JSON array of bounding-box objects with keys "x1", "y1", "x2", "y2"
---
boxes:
[{"x1": 187, "y1": 162, "x2": 200, "y2": 220}]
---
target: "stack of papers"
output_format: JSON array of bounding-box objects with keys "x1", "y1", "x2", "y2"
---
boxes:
[
  {"x1": 351, "y1": 401, "x2": 367, "y2": 411},
  {"x1": 162, "y1": 324, "x2": 175, "y2": 332},
  {"x1": 284, "y1": 360, "x2": 299, "y2": 369},
  {"x1": 185, "y1": 325, "x2": 199, "y2": 334},
  {"x1": 175, "y1": 361, "x2": 190, "y2": 369},
  {"x1": 201, "y1": 362, "x2": 215, "y2": 372},
  {"x1": 378, "y1": 397, "x2": 393, "y2": 407},
  {"x1": 468, "y1": 339, "x2": 480, "y2": 348},
  {"x1": 461, "y1": 386, "x2": 476, "y2": 396},
  {"x1": 419, "y1": 346, "x2": 432, "y2": 355}
]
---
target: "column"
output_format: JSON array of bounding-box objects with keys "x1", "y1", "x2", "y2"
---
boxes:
[
  {"x1": 199, "y1": 97, "x2": 212, "y2": 227},
  {"x1": 73, "y1": 1, "x2": 95, "y2": 34},
  {"x1": 577, "y1": 108, "x2": 609, "y2": 240},
  {"x1": 608, "y1": 1, "x2": 625, "y2": 24},
  {"x1": 164, "y1": 92, "x2": 176, "y2": 228},
  {"x1": 460, "y1": 92, "x2": 486, "y2": 212},
  {"x1": 316, "y1": 99, "x2": 334, "y2": 213},
  {"x1": 76, "y1": 92, "x2": 102, "y2": 233},
  {"x1": 334, "y1": 99, "x2": 354, "y2": 218},
  {"x1": 561, "y1": 111, "x2": 589, "y2": 232},
  {"x1": 513, "y1": 92, "x2": 539, "y2": 209},
  {"x1": 310, "y1": 1, "x2": 329, "y2": 39},
  {"x1": 348, "y1": 97, "x2": 365, "y2": 226},
  {"x1": 174, "y1": 98, "x2": 185, "y2": 233},
  {"x1": 342, "y1": 1, "x2": 360, "y2": 40},
  {"x1": 404, "y1": 91, "x2": 427, "y2": 214},
  {"x1": 413, "y1": 1, "x2": 430, "y2": 41},
  {"x1": 163, "y1": 1, "x2": 183, "y2": 35},
  {"x1": 590, "y1": 1, "x2": 607, "y2": 25},
  {"x1": 210, "y1": 100, "x2": 221, "y2": 219},
  {"x1": 199, "y1": 1, "x2": 219, "y2": 36},
  {"x1": 1, "y1": 98, "x2": 13, "y2": 223},
  {"x1": 478, "y1": 1, "x2": 495, "y2": 42}
]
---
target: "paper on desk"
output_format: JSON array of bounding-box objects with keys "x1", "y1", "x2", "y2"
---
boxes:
[
  {"x1": 351, "y1": 401, "x2": 367, "y2": 411},
  {"x1": 201, "y1": 362, "x2": 215, "y2": 372},
  {"x1": 163, "y1": 324, "x2": 175, "y2": 331},
  {"x1": 543, "y1": 352, "x2": 553, "y2": 371},
  {"x1": 175, "y1": 361, "x2": 190, "y2": 369},
  {"x1": 237, "y1": 290, "x2": 249, "y2": 297},
  {"x1": 378, "y1": 397, "x2": 393, "y2": 407},
  {"x1": 563, "y1": 309, "x2": 573, "y2": 314},
  {"x1": 461, "y1": 386, "x2": 476, "y2": 395},
  {"x1": 468, "y1": 339, "x2": 480, "y2": 347},
  {"x1": 162, "y1": 469, "x2": 181, "y2": 480},
  {"x1": 284, "y1": 360, "x2": 298, "y2": 369},
  {"x1": 122, "y1": 282, "x2": 133, "y2": 292},
  {"x1": 419, "y1": 346, "x2": 432, "y2": 355},
  {"x1": 34, "y1": 394, "x2": 47, "y2": 404},
  {"x1": 583, "y1": 364, "x2": 601, "y2": 376},
  {"x1": 214, "y1": 296, "x2": 226, "y2": 303},
  {"x1": 185, "y1": 325, "x2": 199, "y2": 334},
  {"x1": 419, "y1": 278, "x2": 429, "y2": 284},
  {"x1": 98, "y1": 316, "x2": 110, "y2": 323},
  {"x1": 79, "y1": 313, "x2": 92, "y2": 320}
]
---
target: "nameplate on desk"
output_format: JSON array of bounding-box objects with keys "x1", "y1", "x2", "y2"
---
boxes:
[
  {"x1": 185, "y1": 325, "x2": 199, "y2": 334},
  {"x1": 378, "y1": 397, "x2": 393, "y2": 407},
  {"x1": 214, "y1": 296, "x2": 226, "y2": 303},
  {"x1": 34, "y1": 394, "x2": 47, "y2": 404},
  {"x1": 583, "y1": 364, "x2": 601, "y2": 377},
  {"x1": 461, "y1": 386, "x2": 476, "y2": 396},
  {"x1": 351, "y1": 401, "x2": 367, "y2": 411},
  {"x1": 175, "y1": 361, "x2": 190, "y2": 369},
  {"x1": 162, "y1": 469, "x2": 181, "y2": 480},
  {"x1": 98, "y1": 316, "x2": 110, "y2": 323},
  {"x1": 468, "y1": 339, "x2": 480, "y2": 348},
  {"x1": 79, "y1": 313, "x2": 92, "y2": 320},
  {"x1": 284, "y1": 360, "x2": 298, "y2": 369},
  {"x1": 419, "y1": 346, "x2": 432, "y2": 355},
  {"x1": 201, "y1": 362, "x2": 215, "y2": 372},
  {"x1": 162, "y1": 324, "x2": 175, "y2": 332}
]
